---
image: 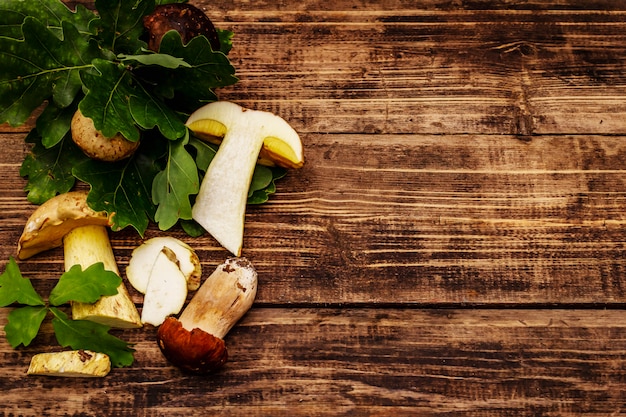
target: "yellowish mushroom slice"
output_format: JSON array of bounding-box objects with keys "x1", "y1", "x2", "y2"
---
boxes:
[
  {"x1": 125, "y1": 236, "x2": 201, "y2": 293},
  {"x1": 185, "y1": 101, "x2": 304, "y2": 256},
  {"x1": 17, "y1": 191, "x2": 142, "y2": 329},
  {"x1": 27, "y1": 350, "x2": 111, "y2": 377}
]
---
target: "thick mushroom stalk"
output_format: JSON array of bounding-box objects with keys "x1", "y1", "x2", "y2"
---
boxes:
[
  {"x1": 186, "y1": 101, "x2": 303, "y2": 256},
  {"x1": 17, "y1": 191, "x2": 141, "y2": 328},
  {"x1": 157, "y1": 257, "x2": 257, "y2": 374}
]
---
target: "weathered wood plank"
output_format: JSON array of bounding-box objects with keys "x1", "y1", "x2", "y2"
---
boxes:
[
  {"x1": 4, "y1": 4, "x2": 626, "y2": 136},
  {"x1": 205, "y1": 6, "x2": 626, "y2": 136},
  {"x1": 1, "y1": 1, "x2": 626, "y2": 413},
  {"x1": 2, "y1": 133, "x2": 626, "y2": 305},
  {"x1": 1, "y1": 308, "x2": 624, "y2": 416}
]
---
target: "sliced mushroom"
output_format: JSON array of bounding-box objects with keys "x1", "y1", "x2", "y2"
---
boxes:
[
  {"x1": 27, "y1": 350, "x2": 111, "y2": 377},
  {"x1": 17, "y1": 191, "x2": 142, "y2": 329},
  {"x1": 185, "y1": 101, "x2": 304, "y2": 256},
  {"x1": 126, "y1": 236, "x2": 202, "y2": 293},
  {"x1": 140, "y1": 246, "x2": 188, "y2": 327}
]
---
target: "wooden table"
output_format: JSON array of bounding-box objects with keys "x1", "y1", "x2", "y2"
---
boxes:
[{"x1": 2, "y1": 0, "x2": 626, "y2": 415}]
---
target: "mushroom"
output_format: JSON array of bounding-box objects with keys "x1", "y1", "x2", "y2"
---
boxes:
[
  {"x1": 157, "y1": 257, "x2": 257, "y2": 374},
  {"x1": 17, "y1": 191, "x2": 142, "y2": 328},
  {"x1": 71, "y1": 110, "x2": 140, "y2": 162},
  {"x1": 139, "y1": 246, "x2": 188, "y2": 327},
  {"x1": 126, "y1": 236, "x2": 202, "y2": 293},
  {"x1": 143, "y1": 3, "x2": 221, "y2": 52},
  {"x1": 27, "y1": 350, "x2": 111, "y2": 378},
  {"x1": 185, "y1": 101, "x2": 304, "y2": 256}
]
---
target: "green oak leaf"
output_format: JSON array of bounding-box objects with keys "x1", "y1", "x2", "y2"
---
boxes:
[
  {"x1": 79, "y1": 59, "x2": 141, "y2": 142},
  {"x1": 20, "y1": 130, "x2": 89, "y2": 204},
  {"x1": 217, "y1": 29, "x2": 234, "y2": 55},
  {"x1": 49, "y1": 263, "x2": 121, "y2": 306},
  {"x1": 50, "y1": 307, "x2": 135, "y2": 368},
  {"x1": 179, "y1": 219, "x2": 206, "y2": 238},
  {"x1": 0, "y1": 258, "x2": 45, "y2": 307},
  {"x1": 188, "y1": 135, "x2": 217, "y2": 171},
  {"x1": 36, "y1": 103, "x2": 77, "y2": 148},
  {"x1": 80, "y1": 58, "x2": 187, "y2": 141},
  {"x1": 129, "y1": 85, "x2": 188, "y2": 140},
  {"x1": 248, "y1": 167, "x2": 287, "y2": 205},
  {"x1": 119, "y1": 52, "x2": 192, "y2": 69},
  {"x1": 154, "y1": 30, "x2": 238, "y2": 112},
  {"x1": 5, "y1": 306, "x2": 48, "y2": 348},
  {"x1": 0, "y1": 0, "x2": 97, "y2": 39},
  {"x1": 93, "y1": 0, "x2": 154, "y2": 54},
  {"x1": 152, "y1": 133, "x2": 199, "y2": 230},
  {"x1": 155, "y1": 0, "x2": 186, "y2": 5},
  {"x1": 0, "y1": 17, "x2": 103, "y2": 126},
  {"x1": 72, "y1": 141, "x2": 163, "y2": 234},
  {"x1": 249, "y1": 165, "x2": 274, "y2": 198}
]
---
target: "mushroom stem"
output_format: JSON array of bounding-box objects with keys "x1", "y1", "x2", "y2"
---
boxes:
[
  {"x1": 64, "y1": 224, "x2": 142, "y2": 329},
  {"x1": 191, "y1": 115, "x2": 265, "y2": 256},
  {"x1": 178, "y1": 257, "x2": 257, "y2": 339}
]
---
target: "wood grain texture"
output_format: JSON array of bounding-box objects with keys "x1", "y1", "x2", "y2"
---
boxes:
[
  {"x1": 1, "y1": 308, "x2": 625, "y2": 416},
  {"x1": 1, "y1": 0, "x2": 626, "y2": 414}
]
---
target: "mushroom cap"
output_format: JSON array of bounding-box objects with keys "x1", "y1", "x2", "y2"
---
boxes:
[
  {"x1": 157, "y1": 316, "x2": 228, "y2": 374},
  {"x1": 17, "y1": 190, "x2": 112, "y2": 260},
  {"x1": 71, "y1": 110, "x2": 140, "y2": 162},
  {"x1": 143, "y1": 3, "x2": 221, "y2": 52}
]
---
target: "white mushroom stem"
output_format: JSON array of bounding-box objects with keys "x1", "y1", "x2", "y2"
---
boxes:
[
  {"x1": 188, "y1": 101, "x2": 301, "y2": 256},
  {"x1": 178, "y1": 257, "x2": 257, "y2": 339},
  {"x1": 64, "y1": 225, "x2": 142, "y2": 329}
]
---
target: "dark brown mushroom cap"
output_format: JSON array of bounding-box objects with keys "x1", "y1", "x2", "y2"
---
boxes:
[
  {"x1": 143, "y1": 3, "x2": 221, "y2": 52},
  {"x1": 157, "y1": 316, "x2": 228, "y2": 374}
]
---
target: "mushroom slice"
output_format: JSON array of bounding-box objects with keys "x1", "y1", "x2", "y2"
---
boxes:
[
  {"x1": 27, "y1": 350, "x2": 111, "y2": 377},
  {"x1": 126, "y1": 236, "x2": 201, "y2": 293},
  {"x1": 185, "y1": 101, "x2": 303, "y2": 256},
  {"x1": 141, "y1": 247, "x2": 188, "y2": 327}
]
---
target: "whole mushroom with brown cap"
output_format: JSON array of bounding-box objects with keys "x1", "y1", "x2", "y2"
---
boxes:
[
  {"x1": 71, "y1": 110, "x2": 140, "y2": 162},
  {"x1": 157, "y1": 257, "x2": 257, "y2": 374},
  {"x1": 143, "y1": 3, "x2": 221, "y2": 52},
  {"x1": 17, "y1": 190, "x2": 142, "y2": 328}
]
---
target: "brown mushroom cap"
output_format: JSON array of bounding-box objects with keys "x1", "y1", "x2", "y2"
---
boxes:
[
  {"x1": 157, "y1": 316, "x2": 228, "y2": 374},
  {"x1": 17, "y1": 190, "x2": 112, "y2": 260},
  {"x1": 71, "y1": 110, "x2": 140, "y2": 162},
  {"x1": 143, "y1": 3, "x2": 221, "y2": 52}
]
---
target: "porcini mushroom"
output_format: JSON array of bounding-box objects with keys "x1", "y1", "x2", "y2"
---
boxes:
[
  {"x1": 143, "y1": 3, "x2": 221, "y2": 52},
  {"x1": 157, "y1": 257, "x2": 257, "y2": 374},
  {"x1": 17, "y1": 191, "x2": 142, "y2": 328},
  {"x1": 27, "y1": 350, "x2": 111, "y2": 377},
  {"x1": 140, "y1": 246, "x2": 188, "y2": 327},
  {"x1": 185, "y1": 101, "x2": 304, "y2": 256},
  {"x1": 126, "y1": 236, "x2": 202, "y2": 293},
  {"x1": 71, "y1": 110, "x2": 140, "y2": 162}
]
